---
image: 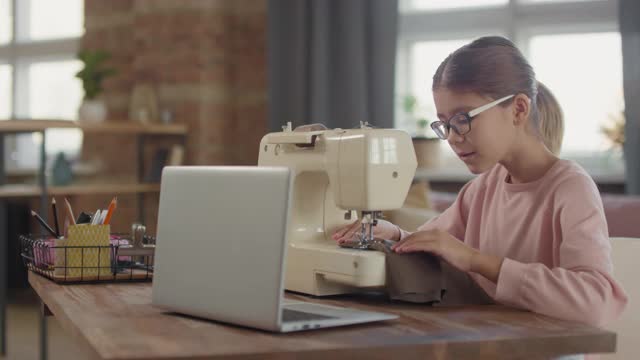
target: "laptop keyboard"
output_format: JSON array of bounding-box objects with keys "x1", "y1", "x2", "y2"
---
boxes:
[{"x1": 282, "y1": 309, "x2": 337, "y2": 322}]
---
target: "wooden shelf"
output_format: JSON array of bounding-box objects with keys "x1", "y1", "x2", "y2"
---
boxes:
[
  {"x1": 0, "y1": 119, "x2": 187, "y2": 135},
  {"x1": 0, "y1": 183, "x2": 161, "y2": 198}
]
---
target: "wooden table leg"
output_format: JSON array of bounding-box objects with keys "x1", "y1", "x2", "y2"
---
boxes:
[{"x1": 40, "y1": 300, "x2": 52, "y2": 360}]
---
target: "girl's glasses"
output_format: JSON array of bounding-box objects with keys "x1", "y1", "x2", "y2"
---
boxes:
[{"x1": 430, "y1": 94, "x2": 515, "y2": 140}]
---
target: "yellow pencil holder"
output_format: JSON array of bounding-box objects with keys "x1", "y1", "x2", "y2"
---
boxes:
[{"x1": 57, "y1": 224, "x2": 112, "y2": 277}]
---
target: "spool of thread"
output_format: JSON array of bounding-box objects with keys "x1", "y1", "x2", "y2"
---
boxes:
[{"x1": 131, "y1": 223, "x2": 146, "y2": 248}]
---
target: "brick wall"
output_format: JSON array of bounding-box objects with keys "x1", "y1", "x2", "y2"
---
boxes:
[{"x1": 74, "y1": 0, "x2": 268, "y2": 234}]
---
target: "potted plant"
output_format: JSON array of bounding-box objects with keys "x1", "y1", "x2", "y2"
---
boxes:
[
  {"x1": 599, "y1": 109, "x2": 626, "y2": 170},
  {"x1": 75, "y1": 50, "x2": 116, "y2": 122},
  {"x1": 601, "y1": 110, "x2": 625, "y2": 151},
  {"x1": 402, "y1": 94, "x2": 441, "y2": 168}
]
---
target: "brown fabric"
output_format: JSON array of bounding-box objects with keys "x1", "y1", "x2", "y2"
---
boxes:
[
  {"x1": 437, "y1": 260, "x2": 495, "y2": 306},
  {"x1": 371, "y1": 239, "x2": 444, "y2": 303},
  {"x1": 344, "y1": 239, "x2": 494, "y2": 305}
]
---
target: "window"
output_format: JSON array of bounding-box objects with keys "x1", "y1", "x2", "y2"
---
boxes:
[
  {"x1": 28, "y1": 60, "x2": 83, "y2": 120},
  {"x1": 0, "y1": 0, "x2": 85, "y2": 170},
  {"x1": 522, "y1": 0, "x2": 595, "y2": 3},
  {"x1": 404, "y1": 0, "x2": 508, "y2": 12},
  {"x1": 28, "y1": 0, "x2": 84, "y2": 41},
  {"x1": 530, "y1": 32, "x2": 623, "y2": 155},
  {"x1": 29, "y1": 60, "x2": 84, "y2": 156},
  {"x1": 397, "y1": 0, "x2": 623, "y2": 167},
  {"x1": 0, "y1": 0, "x2": 10, "y2": 45},
  {"x1": 406, "y1": 39, "x2": 472, "y2": 133},
  {"x1": 0, "y1": 64, "x2": 10, "y2": 119}
]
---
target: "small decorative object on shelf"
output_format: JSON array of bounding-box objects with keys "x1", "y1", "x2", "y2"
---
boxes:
[
  {"x1": 76, "y1": 49, "x2": 116, "y2": 123},
  {"x1": 129, "y1": 84, "x2": 159, "y2": 124},
  {"x1": 51, "y1": 152, "x2": 73, "y2": 186},
  {"x1": 160, "y1": 109, "x2": 174, "y2": 125},
  {"x1": 413, "y1": 137, "x2": 442, "y2": 169}
]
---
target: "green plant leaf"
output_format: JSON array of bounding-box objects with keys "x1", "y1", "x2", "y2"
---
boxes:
[
  {"x1": 76, "y1": 49, "x2": 117, "y2": 100},
  {"x1": 402, "y1": 94, "x2": 417, "y2": 114}
]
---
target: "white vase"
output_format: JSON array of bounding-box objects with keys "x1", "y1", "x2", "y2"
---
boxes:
[{"x1": 78, "y1": 99, "x2": 107, "y2": 122}]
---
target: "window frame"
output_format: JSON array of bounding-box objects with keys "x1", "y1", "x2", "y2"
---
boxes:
[
  {"x1": 0, "y1": 0, "x2": 82, "y2": 170},
  {"x1": 397, "y1": 0, "x2": 621, "y2": 164}
]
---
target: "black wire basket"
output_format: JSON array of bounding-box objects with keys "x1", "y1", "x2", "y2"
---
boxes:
[{"x1": 20, "y1": 233, "x2": 155, "y2": 284}]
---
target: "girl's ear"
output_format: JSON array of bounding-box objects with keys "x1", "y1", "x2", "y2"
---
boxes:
[{"x1": 512, "y1": 94, "x2": 531, "y2": 126}]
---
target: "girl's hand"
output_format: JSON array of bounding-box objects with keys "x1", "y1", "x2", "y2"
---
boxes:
[
  {"x1": 391, "y1": 229, "x2": 476, "y2": 272},
  {"x1": 332, "y1": 219, "x2": 400, "y2": 244}
]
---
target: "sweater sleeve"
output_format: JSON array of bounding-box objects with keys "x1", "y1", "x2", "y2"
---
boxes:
[
  {"x1": 495, "y1": 174, "x2": 628, "y2": 327},
  {"x1": 398, "y1": 179, "x2": 476, "y2": 241}
]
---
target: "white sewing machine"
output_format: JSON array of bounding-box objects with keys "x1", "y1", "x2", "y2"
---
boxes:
[{"x1": 258, "y1": 122, "x2": 417, "y2": 296}]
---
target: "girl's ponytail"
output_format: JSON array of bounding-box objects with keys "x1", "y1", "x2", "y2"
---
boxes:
[{"x1": 536, "y1": 81, "x2": 564, "y2": 155}]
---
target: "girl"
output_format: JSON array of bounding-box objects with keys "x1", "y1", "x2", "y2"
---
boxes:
[{"x1": 333, "y1": 36, "x2": 627, "y2": 327}]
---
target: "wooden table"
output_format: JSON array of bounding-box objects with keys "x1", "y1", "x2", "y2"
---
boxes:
[{"x1": 28, "y1": 271, "x2": 616, "y2": 360}]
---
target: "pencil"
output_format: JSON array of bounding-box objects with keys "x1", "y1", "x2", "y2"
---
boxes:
[
  {"x1": 64, "y1": 198, "x2": 76, "y2": 225},
  {"x1": 63, "y1": 217, "x2": 69, "y2": 238},
  {"x1": 103, "y1": 197, "x2": 118, "y2": 225},
  {"x1": 51, "y1": 198, "x2": 60, "y2": 237},
  {"x1": 30, "y1": 210, "x2": 58, "y2": 238}
]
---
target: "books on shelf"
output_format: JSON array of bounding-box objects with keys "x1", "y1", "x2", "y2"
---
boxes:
[
  {"x1": 168, "y1": 145, "x2": 185, "y2": 166},
  {"x1": 145, "y1": 145, "x2": 185, "y2": 183}
]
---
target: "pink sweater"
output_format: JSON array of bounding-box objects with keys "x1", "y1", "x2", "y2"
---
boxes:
[{"x1": 401, "y1": 159, "x2": 628, "y2": 327}]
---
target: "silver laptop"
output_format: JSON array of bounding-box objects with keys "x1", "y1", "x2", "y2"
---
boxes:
[{"x1": 152, "y1": 166, "x2": 397, "y2": 332}]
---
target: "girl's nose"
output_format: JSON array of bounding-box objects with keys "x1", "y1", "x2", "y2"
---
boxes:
[{"x1": 447, "y1": 128, "x2": 464, "y2": 144}]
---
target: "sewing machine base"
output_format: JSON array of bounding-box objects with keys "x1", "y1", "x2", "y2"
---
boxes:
[{"x1": 284, "y1": 243, "x2": 387, "y2": 296}]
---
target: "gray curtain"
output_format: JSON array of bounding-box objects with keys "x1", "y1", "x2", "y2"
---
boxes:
[
  {"x1": 620, "y1": 0, "x2": 640, "y2": 194},
  {"x1": 267, "y1": 0, "x2": 398, "y2": 131}
]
